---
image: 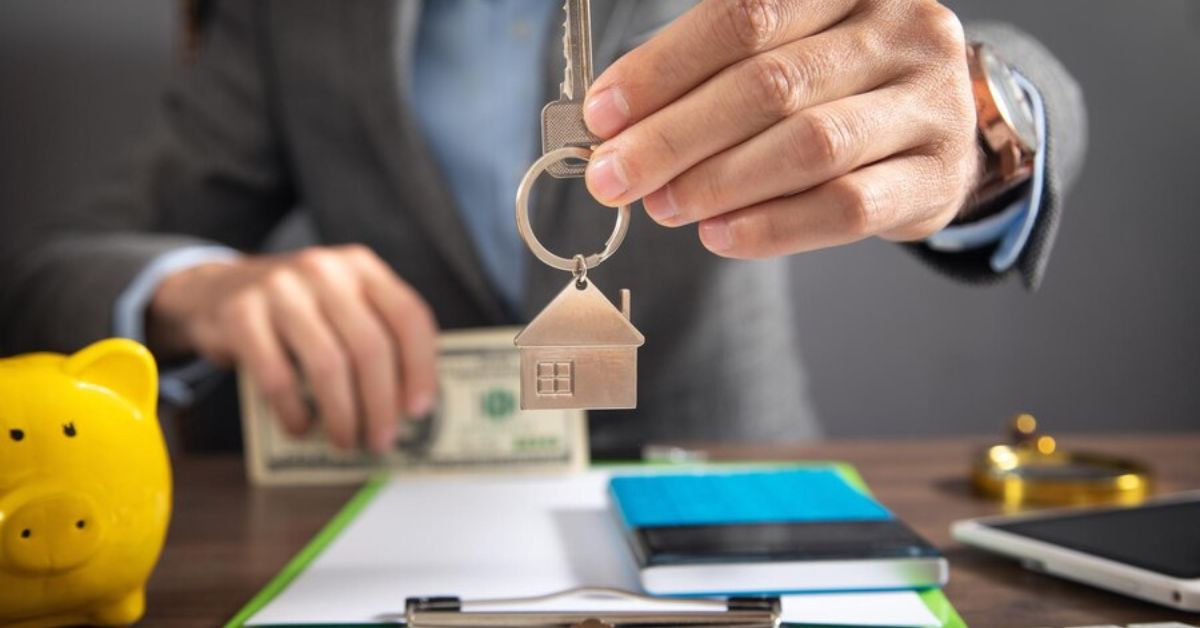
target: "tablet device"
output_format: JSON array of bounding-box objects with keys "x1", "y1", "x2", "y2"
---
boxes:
[{"x1": 952, "y1": 491, "x2": 1200, "y2": 611}]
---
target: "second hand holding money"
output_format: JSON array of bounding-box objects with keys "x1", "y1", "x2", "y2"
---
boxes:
[{"x1": 148, "y1": 244, "x2": 439, "y2": 453}]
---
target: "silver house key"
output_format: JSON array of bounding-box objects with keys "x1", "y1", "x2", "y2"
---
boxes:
[
  {"x1": 516, "y1": 0, "x2": 642, "y2": 410},
  {"x1": 514, "y1": 147, "x2": 644, "y2": 411},
  {"x1": 542, "y1": 0, "x2": 600, "y2": 178}
]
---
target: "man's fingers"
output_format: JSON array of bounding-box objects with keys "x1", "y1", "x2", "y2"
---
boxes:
[
  {"x1": 588, "y1": 20, "x2": 903, "y2": 207},
  {"x1": 647, "y1": 84, "x2": 939, "y2": 226},
  {"x1": 221, "y1": 291, "x2": 310, "y2": 436},
  {"x1": 585, "y1": 0, "x2": 859, "y2": 138},
  {"x1": 300, "y1": 251, "x2": 402, "y2": 454},
  {"x1": 697, "y1": 152, "x2": 965, "y2": 258},
  {"x1": 345, "y1": 246, "x2": 440, "y2": 420},
  {"x1": 264, "y1": 268, "x2": 359, "y2": 450}
]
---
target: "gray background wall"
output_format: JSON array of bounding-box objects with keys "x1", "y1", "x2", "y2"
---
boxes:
[{"x1": 2, "y1": 1, "x2": 1197, "y2": 437}]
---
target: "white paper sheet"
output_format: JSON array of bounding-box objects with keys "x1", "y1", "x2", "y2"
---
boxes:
[{"x1": 246, "y1": 471, "x2": 942, "y2": 627}]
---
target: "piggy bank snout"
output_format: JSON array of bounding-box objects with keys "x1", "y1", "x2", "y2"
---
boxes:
[{"x1": 2, "y1": 492, "x2": 104, "y2": 575}]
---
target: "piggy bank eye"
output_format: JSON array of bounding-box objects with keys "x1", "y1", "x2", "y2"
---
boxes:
[
  {"x1": 63, "y1": 423, "x2": 77, "y2": 438},
  {"x1": 8, "y1": 429, "x2": 23, "y2": 442}
]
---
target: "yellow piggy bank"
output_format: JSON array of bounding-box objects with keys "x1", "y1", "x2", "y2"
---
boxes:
[{"x1": 0, "y1": 339, "x2": 171, "y2": 627}]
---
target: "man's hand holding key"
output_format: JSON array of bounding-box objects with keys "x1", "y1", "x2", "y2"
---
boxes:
[
  {"x1": 583, "y1": 0, "x2": 980, "y2": 259},
  {"x1": 150, "y1": 0, "x2": 987, "y2": 441}
]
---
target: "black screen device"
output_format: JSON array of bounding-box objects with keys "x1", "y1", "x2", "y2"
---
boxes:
[
  {"x1": 953, "y1": 492, "x2": 1200, "y2": 611},
  {"x1": 990, "y1": 500, "x2": 1200, "y2": 579}
]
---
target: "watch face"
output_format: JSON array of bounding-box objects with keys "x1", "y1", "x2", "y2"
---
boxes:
[{"x1": 981, "y1": 47, "x2": 1039, "y2": 151}]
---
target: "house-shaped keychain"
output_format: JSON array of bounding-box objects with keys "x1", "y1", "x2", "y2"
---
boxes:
[{"x1": 514, "y1": 278, "x2": 644, "y2": 410}]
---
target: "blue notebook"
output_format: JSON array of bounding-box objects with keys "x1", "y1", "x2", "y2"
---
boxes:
[
  {"x1": 608, "y1": 467, "x2": 947, "y2": 596},
  {"x1": 611, "y1": 468, "x2": 893, "y2": 527}
]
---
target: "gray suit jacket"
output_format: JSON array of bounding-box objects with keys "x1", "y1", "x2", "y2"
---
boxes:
[{"x1": 0, "y1": 1, "x2": 1086, "y2": 456}]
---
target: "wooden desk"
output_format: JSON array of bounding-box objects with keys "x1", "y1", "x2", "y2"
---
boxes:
[{"x1": 144, "y1": 434, "x2": 1200, "y2": 627}]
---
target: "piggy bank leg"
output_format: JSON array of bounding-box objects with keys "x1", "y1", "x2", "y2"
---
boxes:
[{"x1": 89, "y1": 588, "x2": 146, "y2": 626}]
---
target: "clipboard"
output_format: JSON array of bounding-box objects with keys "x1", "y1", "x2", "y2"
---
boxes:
[
  {"x1": 402, "y1": 587, "x2": 781, "y2": 627},
  {"x1": 225, "y1": 464, "x2": 967, "y2": 628}
]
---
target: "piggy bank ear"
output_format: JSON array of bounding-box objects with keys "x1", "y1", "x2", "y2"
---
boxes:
[{"x1": 64, "y1": 339, "x2": 158, "y2": 417}]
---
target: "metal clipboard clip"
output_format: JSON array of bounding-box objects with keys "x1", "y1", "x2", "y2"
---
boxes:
[{"x1": 404, "y1": 587, "x2": 781, "y2": 627}]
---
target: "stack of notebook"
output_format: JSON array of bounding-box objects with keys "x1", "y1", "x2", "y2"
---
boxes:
[{"x1": 609, "y1": 467, "x2": 948, "y2": 595}]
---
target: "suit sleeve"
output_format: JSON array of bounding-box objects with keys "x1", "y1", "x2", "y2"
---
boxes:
[
  {"x1": 908, "y1": 21, "x2": 1089, "y2": 290},
  {"x1": 0, "y1": 0, "x2": 294, "y2": 355}
]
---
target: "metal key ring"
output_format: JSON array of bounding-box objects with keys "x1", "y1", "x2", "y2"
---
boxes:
[{"x1": 515, "y1": 146, "x2": 631, "y2": 272}]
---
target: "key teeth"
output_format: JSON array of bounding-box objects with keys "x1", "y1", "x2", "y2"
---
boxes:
[{"x1": 561, "y1": 10, "x2": 573, "y2": 99}]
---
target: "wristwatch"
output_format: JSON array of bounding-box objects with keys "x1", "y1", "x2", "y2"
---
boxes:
[{"x1": 966, "y1": 42, "x2": 1039, "y2": 210}]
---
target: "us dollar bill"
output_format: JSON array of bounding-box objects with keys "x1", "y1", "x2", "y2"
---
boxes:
[{"x1": 240, "y1": 327, "x2": 588, "y2": 486}]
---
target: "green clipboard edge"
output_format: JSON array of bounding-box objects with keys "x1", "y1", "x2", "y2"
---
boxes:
[
  {"x1": 223, "y1": 475, "x2": 389, "y2": 628},
  {"x1": 225, "y1": 462, "x2": 967, "y2": 628}
]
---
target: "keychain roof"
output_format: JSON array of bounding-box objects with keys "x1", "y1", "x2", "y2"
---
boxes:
[{"x1": 514, "y1": 280, "x2": 643, "y2": 348}]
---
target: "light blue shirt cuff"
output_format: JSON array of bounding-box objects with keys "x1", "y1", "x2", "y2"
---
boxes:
[
  {"x1": 113, "y1": 245, "x2": 239, "y2": 404},
  {"x1": 925, "y1": 71, "x2": 1047, "y2": 274}
]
